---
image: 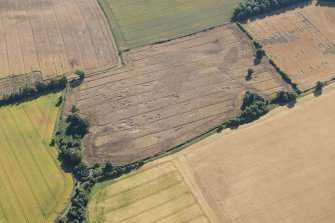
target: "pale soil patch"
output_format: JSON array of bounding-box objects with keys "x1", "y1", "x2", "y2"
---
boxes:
[
  {"x1": 244, "y1": 2, "x2": 335, "y2": 91},
  {"x1": 0, "y1": 0, "x2": 117, "y2": 80},
  {"x1": 90, "y1": 83, "x2": 335, "y2": 223},
  {"x1": 74, "y1": 24, "x2": 290, "y2": 164}
]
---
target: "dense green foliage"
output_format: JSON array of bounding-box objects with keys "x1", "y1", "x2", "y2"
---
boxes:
[
  {"x1": 75, "y1": 70, "x2": 86, "y2": 79},
  {"x1": 232, "y1": 0, "x2": 309, "y2": 21},
  {"x1": 57, "y1": 161, "x2": 143, "y2": 223},
  {"x1": 55, "y1": 108, "x2": 144, "y2": 223},
  {"x1": 0, "y1": 76, "x2": 67, "y2": 106},
  {"x1": 227, "y1": 91, "x2": 268, "y2": 128},
  {"x1": 315, "y1": 81, "x2": 325, "y2": 91},
  {"x1": 57, "y1": 113, "x2": 89, "y2": 166},
  {"x1": 272, "y1": 90, "x2": 297, "y2": 104}
]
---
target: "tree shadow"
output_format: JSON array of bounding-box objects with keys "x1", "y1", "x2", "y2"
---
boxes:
[
  {"x1": 216, "y1": 126, "x2": 223, "y2": 133},
  {"x1": 287, "y1": 100, "x2": 297, "y2": 109},
  {"x1": 245, "y1": 75, "x2": 252, "y2": 81},
  {"x1": 70, "y1": 78, "x2": 84, "y2": 88},
  {"x1": 314, "y1": 89, "x2": 322, "y2": 97},
  {"x1": 316, "y1": 1, "x2": 335, "y2": 8},
  {"x1": 254, "y1": 58, "x2": 261, "y2": 65}
]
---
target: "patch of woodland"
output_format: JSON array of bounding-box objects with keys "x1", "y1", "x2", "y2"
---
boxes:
[
  {"x1": 226, "y1": 90, "x2": 297, "y2": 128},
  {"x1": 55, "y1": 106, "x2": 143, "y2": 223},
  {"x1": 232, "y1": 0, "x2": 311, "y2": 21}
]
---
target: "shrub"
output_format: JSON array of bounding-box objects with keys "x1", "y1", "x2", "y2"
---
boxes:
[
  {"x1": 315, "y1": 81, "x2": 324, "y2": 91},
  {"x1": 273, "y1": 91, "x2": 297, "y2": 104},
  {"x1": 75, "y1": 70, "x2": 86, "y2": 79}
]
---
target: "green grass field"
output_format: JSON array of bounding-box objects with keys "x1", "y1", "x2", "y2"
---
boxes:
[
  {"x1": 88, "y1": 162, "x2": 209, "y2": 223},
  {"x1": 0, "y1": 92, "x2": 73, "y2": 223},
  {"x1": 99, "y1": 0, "x2": 240, "y2": 50}
]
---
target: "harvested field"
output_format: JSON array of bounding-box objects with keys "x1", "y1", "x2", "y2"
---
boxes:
[
  {"x1": 88, "y1": 161, "x2": 213, "y2": 223},
  {"x1": 0, "y1": 92, "x2": 73, "y2": 223},
  {"x1": 89, "y1": 83, "x2": 335, "y2": 223},
  {"x1": 99, "y1": 0, "x2": 241, "y2": 50},
  {"x1": 0, "y1": 0, "x2": 117, "y2": 80},
  {"x1": 74, "y1": 24, "x2": 290, "y2": 164},
  {"x1": 244, "y1": 2, "x2": 335, "y2": 91}
]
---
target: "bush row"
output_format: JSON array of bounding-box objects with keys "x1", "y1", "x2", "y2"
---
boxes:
[
  {"x1": 0, "y1": 76, "x2": 67, "y2": 106},
  {"x1": 269, "y1": 59, "x2": 300, "y2": 92},
  {"x1": 57, "y1": 161, "x2": 143, "y2": 223},
  {"x1": 232, "y1": 0, "x2": 309, "y2": 21}
]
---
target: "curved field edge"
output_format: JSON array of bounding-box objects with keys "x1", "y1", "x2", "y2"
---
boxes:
[
  {"x1": 88, "y1": 83, "x2": 335, "y2": 223},
  {"x1": 0, "y1": 92, "x2": 73, "y2": 223}
]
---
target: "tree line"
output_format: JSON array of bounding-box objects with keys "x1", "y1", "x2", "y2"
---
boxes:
[
  {"x1": 232, "y1": 0, "x2": 310, "y2": 21},
  {"x1": 0, "y1": 76, "x2": 67, "y2": 106}
]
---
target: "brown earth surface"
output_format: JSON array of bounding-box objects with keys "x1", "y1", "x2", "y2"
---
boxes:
[
  {"x1": 73, "y1": 24, "x2": 290, "y2": 164},
  {"x1": 0, "y1": 0, "x2": 117, "y2": 80},
  {"x1": 244, "y1": 2, "x2": 335, "y2": 91},
  {"x1": 89, "y1": 83, "x2": 335, "y2": 222}
]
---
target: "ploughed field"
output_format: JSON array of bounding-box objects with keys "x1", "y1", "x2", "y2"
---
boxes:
[
  {"x1": 99, "y1": 0, "x2": 241, "y2": 50},
  {"x1": 88, "y1": 84, "x2": 335, "y2": 223},
  {"x1": 75, "y1": 24, "x2": 290, "y2": 164},
  {"x1": 0, "y1": 0, "x2": 117, "y2": 79},
  {"x1": 0, "y1": 92, "x2": 73, "y2": 223},
  {"x1": 244, "y1": 3, "x2": 335, "y2": 91}
]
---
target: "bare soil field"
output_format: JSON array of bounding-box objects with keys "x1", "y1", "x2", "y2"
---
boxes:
[
  {"x1": 89, "y1": 83, "x2": 335, "y2": 223},
  {"x1": 73, "y1": 24, "x2": 290, "y2": 164},
  {"x1": 0, "y1": 0, "x2": 117, "y2": 80},
  {"x1": 244, "y1": 2, "x2": 335, "y2": 91}
]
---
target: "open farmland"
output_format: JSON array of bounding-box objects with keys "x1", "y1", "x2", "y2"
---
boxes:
[
  {"x1": 0, "y1": 0, "x2": 117, "y2": 80},
  {"x1": 99, "y1": 0, "x2": 241, "y2": 50},
  {"x1": 0, "y1": 92, "x2": 73, "y2": 223},
  {"x1": 244, "y1": 2, "x2": 335, "y2": 91},
  {"x1": 89, "y1": 84, "x2": 335, "y2": 223},
  {"x1": 73, "y1": 24, "x2": 290, "y2": 165},
  {"x1": 88, "y1": 161, "x2": 215, "y2": 223}
]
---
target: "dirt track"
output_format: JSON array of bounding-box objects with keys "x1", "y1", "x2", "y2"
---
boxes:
[
  {"x1": 245, "y1": 2, "x2": 335, "y2": 91},
  {"x1": 0, "y1": 0, "x2": 117, "y2": 79},
  {"x1": 74, "y1": 24, "x2": 290, "y2": 164}
]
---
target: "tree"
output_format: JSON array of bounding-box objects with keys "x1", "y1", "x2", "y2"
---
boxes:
[
  {"x1": 256, "y1": 49, "x2": 264, "y2": 59},
  {"x1": 246, "y1": 68, "x2": 254, "y2": 79},
  {"x1": 315, "y1": 81, "x2": 324, "y2": 91},
  {"x1": 273, "y1": 91, "x2": 297, "y2": 104},
  {"x1": 71, "y1": 105, "x2": 79, "y2": 113},
  {"x1": 75, "y1": 70, "x2": 86, "y2": 79},
  {"x1": 66, "y1": 114, "x2": 90, "y2": 137},
  {"x1": 103, "y1": 161, "x2": 113, "y2": 174}
]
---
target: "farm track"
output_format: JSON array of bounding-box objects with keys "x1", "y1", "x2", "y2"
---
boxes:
[
  {"x1": 244, "y1": 2, "x2": 335, "y2": 90},
  {"x1": 0, "y1": 0, "x2": 117, "y2": 80},
  {"x1": 74, "y1": 24, "x2": 290, "y2": 164},
  {"x1": 0, "y1": 93, "x2": 73, "y2": 222}
]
